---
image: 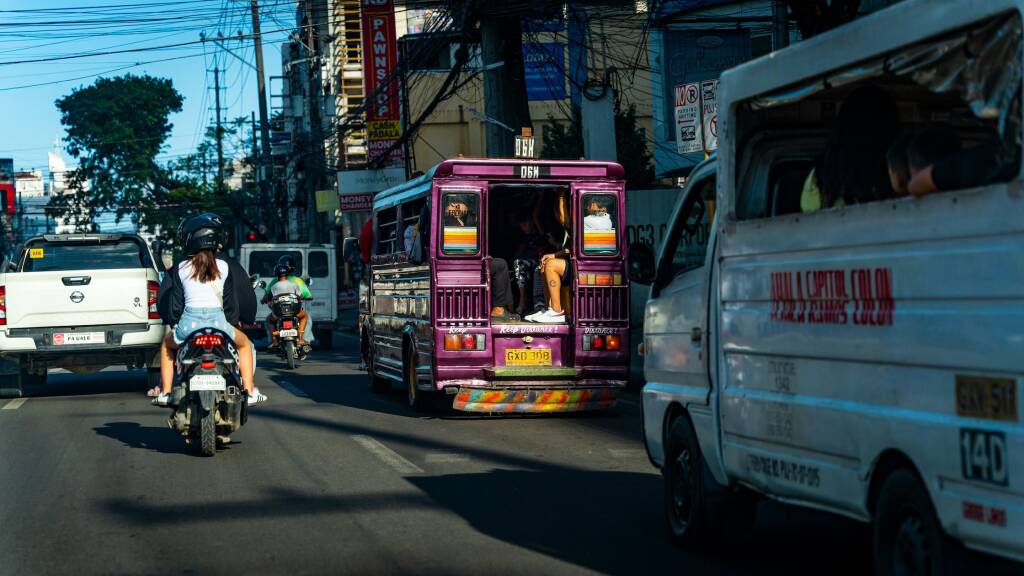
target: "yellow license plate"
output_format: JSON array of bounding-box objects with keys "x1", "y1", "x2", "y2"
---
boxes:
[
  {"x1": 956, "y1": 375, "x2": 1018, "y2": 422},
  {"x1": 505, "y1": 349, "x2": 552, "y2": 366}
]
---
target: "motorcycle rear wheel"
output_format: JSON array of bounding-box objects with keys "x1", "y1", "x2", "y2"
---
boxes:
[
  {"x1": 199, "y1": 408, "x2": 216, "y2": 457},
  {"x1": 284, "y1": 340, "x2": 297, "y2": 370}
]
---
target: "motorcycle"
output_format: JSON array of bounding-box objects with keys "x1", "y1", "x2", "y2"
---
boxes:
[
  {"x1": 269, "y1": 289, "x2": 310, "y2": 370},
  {"x1": 166, "y1": 274, "x2": 262, "y2": 457}
]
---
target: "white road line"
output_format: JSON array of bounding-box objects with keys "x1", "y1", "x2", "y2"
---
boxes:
[
  {"x1": 425, "y1": 453, "x2": 470, "y2": 464},
  {"x1": 277, "y1": 380, "x2": 308, "y2": 398},
  {"x1": 352, "y1": 435, "x2": 424, "y2": 474},
  {"x1": 608, "y1": 448, "x2": 647, "y2": 459},
  {"x1": 2, "y1": 398, "x2": 27, "y2": 410}
]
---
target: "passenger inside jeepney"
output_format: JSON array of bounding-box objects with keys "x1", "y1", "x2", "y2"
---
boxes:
[{"x1": 443, "y1": 194, "x2": 516, "y2": 320}]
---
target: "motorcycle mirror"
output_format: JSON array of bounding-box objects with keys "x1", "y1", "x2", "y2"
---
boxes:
[
  {"x1": 304, "y1": 277, "x2": 313, "y2": 287},
  {"x1": 256, "y1": 281, "x2": 267, "y2": 289}
]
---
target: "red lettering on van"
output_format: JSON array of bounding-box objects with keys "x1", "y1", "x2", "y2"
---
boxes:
[{"x1": 769, "y1": 268, "x2": 893, "y2": 327}]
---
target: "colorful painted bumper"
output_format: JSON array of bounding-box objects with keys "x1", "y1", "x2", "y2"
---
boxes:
[{"x1": 452, "y1": 387, "x2": 618, "y2": 413}]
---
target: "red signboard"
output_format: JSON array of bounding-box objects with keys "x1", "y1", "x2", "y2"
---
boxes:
[
  {"x1": 0, "y1": 183, "x2": 15, "y2": 215},
  {"x1": 340, "y1": 193, "x2": 373, "y2": 212},
  {"x1": 361, "y1": 0, "x2": 404, "y2": 165}
]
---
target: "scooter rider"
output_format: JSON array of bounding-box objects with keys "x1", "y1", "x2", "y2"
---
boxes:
[
  {"x1": 152, "y1": 213, "x2": 266, "y2": 404},
  {"x1": 264, "y1": 256, "x2": 312, "y2": 351}
]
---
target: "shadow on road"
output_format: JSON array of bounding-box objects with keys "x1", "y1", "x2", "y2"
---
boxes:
[
  {"x1": 93, "y1": 421, "x2": 188, "y2": 455},
  {"x1": 25, "y1": 370, "x2": 148, "y2": 398}
]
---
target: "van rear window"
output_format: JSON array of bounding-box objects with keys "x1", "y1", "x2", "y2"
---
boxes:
[
  {"x1": 21, "y1": 240, "x2": 148, "y2": 272},
  {"x1": 249, "y1": 251, "x2": 303, "y2": 277}
]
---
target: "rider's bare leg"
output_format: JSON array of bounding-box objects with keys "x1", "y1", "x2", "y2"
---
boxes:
[
  {"x1": 297, "y1": 310, "x2": 309, "y2": 346},
  {"x1": 233, "y1": 329, "x2": 254, "y2": 394},
  {"x1": 159, "y1": 331, "x2": 180, "y2": 395}
]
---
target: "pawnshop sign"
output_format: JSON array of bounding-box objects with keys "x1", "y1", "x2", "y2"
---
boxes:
[{"x1": 361, "y1": 0, "x2": 403, "y2": 165}]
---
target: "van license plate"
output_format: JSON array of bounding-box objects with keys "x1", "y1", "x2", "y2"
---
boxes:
[
  {"x1": 279, "y1": 329, "x2": 298, "y2": 338},
  {"x1": 506, "y1": 349, "x2": 552, "y2": 366},
  {"x1": 53, "y1": 332, "x2": 105, "y2": 345},
  {"x1": 190, "y1": 375, "x2": 226, "y2": 391}
]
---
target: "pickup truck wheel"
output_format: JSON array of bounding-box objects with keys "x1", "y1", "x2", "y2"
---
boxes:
[
  {"x1": 874, "y1": 468, "x2": 958, "y2": 576},
  {"x1": 0, "y1": 374, "x2": 23, "y2": 398},
  {"x1": 664, "y1": 417, "x2": 712, "y2": 547}
]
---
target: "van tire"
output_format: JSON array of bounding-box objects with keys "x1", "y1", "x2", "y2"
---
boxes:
[
  {"x1": 873, "y1": 468, "x2": 958, "y2": 576},
  {"x1": 663, "y1": 416, "x2": 713, "y2": 547}
]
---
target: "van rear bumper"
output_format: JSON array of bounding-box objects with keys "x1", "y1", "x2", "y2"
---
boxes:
[{"x1": 0, "y1": 323, "x2": 164, "y2": 353}]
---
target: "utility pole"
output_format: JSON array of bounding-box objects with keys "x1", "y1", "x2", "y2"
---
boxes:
[
  {"x1": 480, "y1": 16, "x2": 532, "y2": 157},
  {"x1": 213, "y1": 67, "x2": 225, "y2": 194},
  {"x1": 303, "y1": 0, "x2": 324, "y2": 244},
  {"x1": 772, "y1": 0, "x2": 790, "y2": 50},
  {"x1": 398, "y1": 38, "x2": 415, "y2": 180},
  {"x1": 250, "y1": 0, "x2": 274, "y2": 235}
]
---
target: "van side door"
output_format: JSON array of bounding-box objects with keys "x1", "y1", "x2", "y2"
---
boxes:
[{"x1": 643, "y1": 168, "x2": 716, "y2": 406}]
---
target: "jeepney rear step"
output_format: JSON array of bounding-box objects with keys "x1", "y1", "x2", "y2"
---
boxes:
[
  {"x1": 483, "y1": 366, "x2": 579, "y2": 379},
  {"x1": 452, "y1": 386, "x2": 617, "y2": 413}
]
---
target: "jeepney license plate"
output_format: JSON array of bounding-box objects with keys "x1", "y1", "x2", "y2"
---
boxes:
[
  {"x1": 190, "y1": 375, "x2": 226, "y2": 391},
  {"x1": 53, "y1": 332, "x2": 105, "y2": 345},
  {"x1": 505, "y1": 349, "x2": 551, "y2": 366},
  {"x1": 279, "y1": 329, "x2": 299, "y2": 338}
]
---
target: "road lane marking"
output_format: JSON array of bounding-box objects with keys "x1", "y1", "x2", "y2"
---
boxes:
[
  {"x1": 277, "y1": 380, "x2": 308, "y2": 398},
  {"x1": 2, "y1": 398, "x2": 27, "y2": 410},
  {"x1": 352, "y1": 435, "x2": 424, "y2": 474},
  {"x1": 608, "y1": 448, "x2": 647, "y2": 458},
  {"x1": 425, "y1": 453, "x2": 470, "y2": 464}
]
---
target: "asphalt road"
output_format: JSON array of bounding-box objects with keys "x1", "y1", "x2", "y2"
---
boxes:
[{"x1": 0, "y1": 333, "x2": 912, "y2": 575}]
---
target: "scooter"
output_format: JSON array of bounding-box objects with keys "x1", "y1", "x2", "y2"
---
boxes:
[{"x1": 269, "y1": 291, "x2": 310, "y2": 370}]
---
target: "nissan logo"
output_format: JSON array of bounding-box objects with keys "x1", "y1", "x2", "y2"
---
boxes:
[{"x1": 70, "y1": 291, "x2": 84, "y2": 303}]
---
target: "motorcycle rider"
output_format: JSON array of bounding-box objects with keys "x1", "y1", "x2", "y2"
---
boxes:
[
  {"x1": 264, "y1": 256, "x2": 312, "y2": 351},
  {"x1": 151, "y1": 213, "x2": 266, "y2": 405}
]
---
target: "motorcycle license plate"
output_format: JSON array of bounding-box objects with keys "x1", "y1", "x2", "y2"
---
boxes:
[
  {"x1": 190, "y1": 375, "x2": 226, "y2": 391},
  {"x1": 279, "y1": 329, "x2": 299, "y2": 338}
]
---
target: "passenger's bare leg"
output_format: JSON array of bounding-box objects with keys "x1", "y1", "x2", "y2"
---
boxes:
[
  {"x1": 297, "y1": 310, "x2": 309, "y2": 346},
  {"x1": 159, "y1": 331, "x2": 179, "y2": 394},
  {"x1": 545, "y1": 259, "x2": 566, "y2": 313},
  {"x1": 233, "y1": 329, "x2": 254, "y2": 394}
]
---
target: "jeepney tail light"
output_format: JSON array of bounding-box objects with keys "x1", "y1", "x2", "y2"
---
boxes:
[
  {"x1": 445, "y1": 333, "x2": 485, "y2": 351},
  {"x1": 583, "y1": 333, "x2": 621, "y2": 351},
  {"x1": 444, "y1": 334, "x2": 462, "y2": 350},
  {"x1": 0, "y1": 285, "x2": 6, "y2": 326},
  {"x1": 147, "y1": 281, "x2": 160, "y2": 319},
  {"x1": 605, "y1": 335, "x2": 621, "y2": 351},
  {"x1": 580, "y1": 273, "x2": 623, "y2": 286}
]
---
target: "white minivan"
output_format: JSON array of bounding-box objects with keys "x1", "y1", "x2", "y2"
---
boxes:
[{"x1": 632, "y1": 1, "x2": 1024, "y2": 572}]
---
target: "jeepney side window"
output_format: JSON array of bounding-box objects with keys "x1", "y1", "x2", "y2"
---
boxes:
[
  {"x1": 441, "y1": 192, "x2": 479, "y2": 255},
  {"x1": 660, "y1": 176, "x2": 715, "y2": 282},
  {"x1": 401, "y1": 198, "x2": 426, "y2": 252},
  {"x1": 581, "y1": 193, "x2": 618, "y2": 255},
  {"x1": 377, "y1": 207, "x2": 399, "y2": 254}
]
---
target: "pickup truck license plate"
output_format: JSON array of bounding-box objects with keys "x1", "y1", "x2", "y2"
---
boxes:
[
  {"x1": 505, "y1": 349, "x2": 552, "y2": 366},
  {"x1": 190, "y1": 375, "x2": 226, "y2": 391},
  {"x1": 53, "y1": 332, "x2": 105, "y2": 345},
  {"x1": 279, "y1": 329, "x2": 299, "y2": 338}
]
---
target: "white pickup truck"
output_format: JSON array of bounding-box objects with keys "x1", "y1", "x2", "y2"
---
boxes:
[{"x1": 0, "y1": 234, "x2": 165, "y2": 397}]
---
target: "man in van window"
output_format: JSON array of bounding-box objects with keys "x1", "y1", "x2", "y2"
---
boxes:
[
  {"x1": 908, "y1": 131, "x2": 1018, "y2": 197},
  {"x1": 886, "y1": 132, "x2": 914, "y2": 197}
]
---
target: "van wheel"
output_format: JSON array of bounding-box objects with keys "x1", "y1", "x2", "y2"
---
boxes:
[
  {"x1": 664, "y1": 417, "x2": 712, "y2": 546},
  {"x1": 404, "y1": 347, "x2": 431, "y2": 413},
  {"x1": 874, "y1": 468, "x2": 957, "y2": 576}
]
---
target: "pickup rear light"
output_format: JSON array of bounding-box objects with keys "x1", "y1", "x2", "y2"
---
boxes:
[
  {"x1": 443, "y1": 333, "x2": 485, "y2": 351},
  {"x1": 147, "y1": 281, "x2": 160, "y2": 319},
  {"x1": 583, "y1": 333, "x2": 621, "y2": 351},
  {"x1": 0, "y1": 285, "x2": 6, "y2": 326},
  {"x1": 193, "y1": 334, "x2": 224, "y2": 349}
]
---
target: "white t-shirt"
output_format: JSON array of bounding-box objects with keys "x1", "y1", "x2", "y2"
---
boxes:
[
  {"x1": 584, "y1": 212, "x2": 613, "y2": 230},
  {"x1": 178, "y1": 258, "x2": 230, "y2": 309}
]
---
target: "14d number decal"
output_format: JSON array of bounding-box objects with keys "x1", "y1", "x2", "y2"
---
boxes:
[{"x1": 960, "y1": 428, "x2": 1008, "y2": 486}]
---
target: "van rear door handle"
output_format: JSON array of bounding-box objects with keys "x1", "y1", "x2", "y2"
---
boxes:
[
  {"x1": 691, "y1": 327, "x2": 702, "y2": 342},
  {"x1": 62, "y1": 276, "x2": 91, "y2": 286}
]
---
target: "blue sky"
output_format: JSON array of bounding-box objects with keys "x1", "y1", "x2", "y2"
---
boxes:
[{"x1": 0, "y1": 0, "x2": 289, "y2": 174}]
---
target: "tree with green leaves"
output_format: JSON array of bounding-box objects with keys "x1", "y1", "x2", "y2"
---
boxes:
[{"x1": 50, "y1": 74, "x2": 183, "y2": 233}]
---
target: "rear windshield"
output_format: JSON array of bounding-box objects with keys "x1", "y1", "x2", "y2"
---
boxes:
[
  {"x1": 248, "y1": 250, "x2": 303, "y2": 277},
  {"x1": 21, "y1": 240, "x2": 150, "y2": 272}
]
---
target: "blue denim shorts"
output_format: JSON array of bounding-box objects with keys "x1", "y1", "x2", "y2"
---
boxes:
[{"x1": 174, "y1": 307, "x2": 235, "y2": 344}]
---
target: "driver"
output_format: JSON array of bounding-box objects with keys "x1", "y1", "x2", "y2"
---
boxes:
[{"x1": 263, "y1": 258, "x2": 312, "y2": 350}]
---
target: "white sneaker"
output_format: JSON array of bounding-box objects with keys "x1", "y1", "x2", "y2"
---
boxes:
[
  {"x1": 247, "y1": 388, "x2": 267, "y2": 405},
  {"x1": 524, "y1": 308, "x2": 550, "y2": 322},
  {"x1": 533, "y1": 308, "x2": 566, "y2": 323}
]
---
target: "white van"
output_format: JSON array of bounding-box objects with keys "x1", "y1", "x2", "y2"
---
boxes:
[
  {"x1": 632, "y1": 1, "x2": 1024, "y2": 572},
  {"x1": 239, "y1": 243, "x2": 338, "y2": 349}
]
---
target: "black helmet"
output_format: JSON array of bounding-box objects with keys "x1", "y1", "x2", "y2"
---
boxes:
[
  {"x1": 277, "y1": 255, "x2": 297, "y2": 275},
  {"x1": 273, "y1": 264, "x2": 289, "y2": 278},
  {"x1": 178, "y1": 213, "x2": 224, "y2": 255}
]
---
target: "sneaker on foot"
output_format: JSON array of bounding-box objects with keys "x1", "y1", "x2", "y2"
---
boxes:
[
  {"x1": 524, "y1": 308, "x2": 549, "y2": 322},
  {"x1": 247, "y1": 388, "x2": 267, "y2": 405},
  {"x1": 533, "y1": 308, "x2": 566, "y2": 323},
  {"x1": 152, "y1": 393, "x2": 172, "y2": 406}
]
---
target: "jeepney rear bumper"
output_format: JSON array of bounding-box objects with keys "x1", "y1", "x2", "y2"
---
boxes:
[{"x1": 447, "y1": 380, "x2": 627, "y2": 413}]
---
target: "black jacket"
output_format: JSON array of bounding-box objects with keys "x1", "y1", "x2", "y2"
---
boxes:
[{"x1": 157, "y1": 254, "x2": 257, "y2": 326}]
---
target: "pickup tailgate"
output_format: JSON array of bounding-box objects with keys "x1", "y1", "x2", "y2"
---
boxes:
[{"x1": 6, "y1": 269, "x2": 152, "y2": 328}]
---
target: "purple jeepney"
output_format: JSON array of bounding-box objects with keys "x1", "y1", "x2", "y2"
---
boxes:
[{"x1": 361, "y1": 158, "x2": 629, "y2": 413}]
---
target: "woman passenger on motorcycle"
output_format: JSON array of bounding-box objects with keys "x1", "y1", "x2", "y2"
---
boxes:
[{"x1": 152, "y1": 214, "x2": 263, "y2": 406}]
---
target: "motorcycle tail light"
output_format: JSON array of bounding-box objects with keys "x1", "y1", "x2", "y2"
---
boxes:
[
  {"x1": 0, "y1": 285, "x2": 6, "y2": 326},
  {"x1": 193, "y1": 334, "x2": 224, "y2": 349},
  {"x1": 282, "y1": 320, "x2": 294, "y2": 329},
  {"x1": 147, "y1": 281, "x2": 160, "y2": 319},
  {"x1": 200, "y1": 360, "x2": 216, "y2": 369}
]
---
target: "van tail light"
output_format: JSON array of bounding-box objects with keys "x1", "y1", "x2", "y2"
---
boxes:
[
  {"x1": 444, "y1": 333, "x2": 485, "y2": 351},
  {"x1": 147, "y1": 281, "x2": 160, "y2": 319},
  {"x1": 583, "y1": 333, "x2": 622, "y2": 351},
  {"x1": 0, "y1": 285, "x2": 6, "y2": 326}
]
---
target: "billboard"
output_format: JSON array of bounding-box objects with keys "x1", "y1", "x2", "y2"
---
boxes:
[
  {"x1": 523, "y1": 42, "x2": 566, "y2": 101},
  {"x1": 361, "y1": 0, "x2": 404, "y2": 166}
]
